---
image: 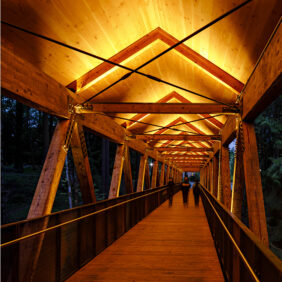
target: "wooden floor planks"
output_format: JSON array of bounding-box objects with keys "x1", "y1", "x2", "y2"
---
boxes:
[{"x1": 67, "y1": 191, "x2": 224, "y2": 281}]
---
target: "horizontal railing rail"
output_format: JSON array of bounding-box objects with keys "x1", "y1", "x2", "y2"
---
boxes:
[
  {"x1": 200, "y1": 184, "x2": 282, "y2": 282},
  {"x1": 1, "y1": 184, "x2": 180, "y2": 282}
]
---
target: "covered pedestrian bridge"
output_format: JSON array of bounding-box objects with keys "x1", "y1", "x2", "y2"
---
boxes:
[{"x1": 1, "y1": 0, "x2": 282, "y2": 281}]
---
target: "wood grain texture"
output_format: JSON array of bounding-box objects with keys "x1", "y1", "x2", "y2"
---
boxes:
[
  {"x1": 159, "y1": 162, "x2": 165, "y2": 186},
  {"x1": 151, "y1": 160, "x2": 158, "y2": 188},
  {"x1": 71, "y1": 122, "x2": 96, "y2": 203},
  {"x1": 221, "y1": 146, "x2": 231, "y2": 210},
  {"x1": 221, "y1": 116, "x2": 237, "y2": 146},
  {"x1": 108, "y1": 144, "x2": 125, "y2": 199},
  {"x1": 212, "y1": 154, "x2": 219, "y2": 198},
  {"x1": 91, "y1": 102, "x2": 235, "y2": 114},
  {"x1": 66, "y1": 192, "x2": 224, "y2": 282},
  {"x1": 242, "y1": 122, "x2": 269, "y2": 245},
  {"x1": 123, "y1": 145, "x2": 134, "y2": 194},
  {"x1": 1, "y1": 45, "x2": 71, "y2": 119},
  {"x1": 242, "y1": 19, "x2": 282, "y2": 121},
  {"x1": 136, "y1": 154, "x2": 147, "y2": 192},
  {"x1": 136, "y1": 134, "x2": 220, "y2": 141},
  {"x1": 157, "y1": 147, "x2": 213, "y2": 152},
  {"x1": 28, "y1": 119, "x2": 70, "y2": 218}
]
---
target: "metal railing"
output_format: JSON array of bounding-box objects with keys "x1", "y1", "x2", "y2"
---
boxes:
[
  {"x1": 200, "y1": 185, "x2": 282, "y2": 282},
  {"x1": 1, "y1": 184, "x2": 180, "y2": 282}
]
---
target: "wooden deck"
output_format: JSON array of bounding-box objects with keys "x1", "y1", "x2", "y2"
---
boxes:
[{"x1": 67, "y1": 191, "x2": 224, "y2": 281}]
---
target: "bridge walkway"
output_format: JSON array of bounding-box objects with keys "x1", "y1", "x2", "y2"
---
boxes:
[{"x1": 67, "y1": 191, "x2": 224, "y2": 281}]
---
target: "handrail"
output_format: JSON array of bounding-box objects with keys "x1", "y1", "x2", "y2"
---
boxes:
[
  {"x1": 1, "y1": 184, "x2": 173, "y2": 229},
  {"x1": 200, "y1": 185, "x2": 259, "y2": 281},
  {"x1": 1, "y1": 185, "x2": 175, "y2": 248}
]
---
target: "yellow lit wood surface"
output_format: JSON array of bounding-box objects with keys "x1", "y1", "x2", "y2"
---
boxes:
[
  {"x1": 2, "y1": 0, "x2": 281, "y2": 142},
  {"x1": 66, "y1": 192, "x2": 224, "y2": 281}
]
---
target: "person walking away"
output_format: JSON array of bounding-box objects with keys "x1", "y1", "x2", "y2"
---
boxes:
[
  {"x1": 192, "y1": 180, "x2": 200, "y2": 206},
  {"x1": 168, "y1": 177, "x2": 174, "y2": 206},
  {"x1": 181, "y1": 176, "x2": 191, "y2": 206}
]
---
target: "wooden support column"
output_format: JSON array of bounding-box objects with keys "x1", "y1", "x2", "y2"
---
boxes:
[
  {"x1": 108, "y1": 144, "x2": 125, "y2": 198},
  {"x1": 28, "y1": 119, "x2": 71, "y2": 217},
  {"x1": 156, "y1": 163, "x2": 160, "y2": 187},
  {"x1": 137, "y1": 154, "x2": 147, "y2": 192},
  {"x1": 213, "y1": 154, "x2": 219, "y2": 198},
  {"x1": 160, "y1": 162, "x2": 165, "y2": 186},
  {"x1": 231, "y1": 147, "x2": 244, "y2": 219},
  {"x1": 221, "y1": 146, "x2": 231, "y2": 210},
  {"x1": 209, "y1": 160, "x2": 214, "y2": 194},
  {"x1": 166, "y1": 165, "x2": 171, "y2": 184},
  {"x1": 144, "y1": 162, "x2": 151, "y2": 190},
  {"x1": 151, "y1": 160, "x2": 158, "y2": 188},
  {"x1": 206, "y1": 162, "x2": 210, "y2": 190},
  {"x1": 217, "y1": 151, "x2": 223, "y2": 203},
  {"x1": 71, "y1": 123, "x2": 96, "y2": 203},
  {"x1": 102, "y1": 139, "x2": 110, "y2": 197},
  {"x1": 242, "y1": 122, "x2": 268, "y2": 245},
  {"x1": 21, "y1": 119, "x2": 71, "y2": 282},
  {"x1": 123, "y1": 145, "x2": 134, "y2": 194}
]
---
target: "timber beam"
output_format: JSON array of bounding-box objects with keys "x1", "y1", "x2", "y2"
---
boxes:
[
  {"x1": 1, "y1": 45, "x2": 173, "y2": 167},
  {"x1": 221, "y1": 116, "x2": 237, "y2": 146},
  {"x1": 75, "y1": 103, "x2": 238, "y2": 114},
  {"x1": 162, "y1": 154, "x2": 209, "y2": 158},
  {"x1": 1, "y1": 45, "x2": 73, "y2": 119},
  {"x1": 134, "y1": 134, "x2": 221, "y2": 141},
  {"x1": 242, "y1": 19, "x2": 282, "y2": 121},
  {"x1": 157, "y1": 147, "x2": 213, "y2": 152}
]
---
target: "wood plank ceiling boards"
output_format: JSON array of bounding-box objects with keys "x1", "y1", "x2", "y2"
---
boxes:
[{"x1": 1, "y1": 1, "x2": 281, "y2": 171}]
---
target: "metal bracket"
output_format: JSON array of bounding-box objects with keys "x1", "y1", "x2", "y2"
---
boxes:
[
  {"x1": 63, "y1": 114, "x2": 76, "y2": 152},
  {"x1": 74, "y1": 104, "x2": 94, "y2": 114},
  {"x1": 223, "y1": 105, "x2": 240, "y2": 113}
]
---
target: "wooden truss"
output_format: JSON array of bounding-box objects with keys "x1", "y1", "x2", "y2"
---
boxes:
[{"x1": 1, "y1": 17, "x2": 281, "y2": 259}]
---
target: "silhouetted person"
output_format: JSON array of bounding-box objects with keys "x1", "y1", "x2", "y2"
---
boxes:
[
  {"x1": 192, "y1": 180, "x2": 200, "y2": 206},
  {"x1": 168, "y1": 177, "x2": 174, "y2": 206},
  {"x1": 181, "y1": 176, "x2": 191, "y2": 206}
]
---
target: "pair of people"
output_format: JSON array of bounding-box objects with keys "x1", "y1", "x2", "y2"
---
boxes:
[
  {"x1": 168, "y1": 177, "x2": 201, "y2": 206},
  {"x1": 181, "y1": 177, "x2": 201, "y2": 206}
]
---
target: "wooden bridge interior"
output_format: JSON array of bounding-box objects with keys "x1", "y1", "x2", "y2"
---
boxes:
[{"x1": 1, "y1": 0, "x2": 282, "y2": 281}]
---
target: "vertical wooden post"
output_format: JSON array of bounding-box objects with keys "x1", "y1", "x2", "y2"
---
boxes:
[
  {"x1": 102, "y1": 138, "x2": 110, "y2": 197},
  {"x1": 21, "y1": 119, "x2": 71, "y2": 282},
  {"x1": 242, "y1": 122, "x2": 268, "y2": 245},
  {"x1": 123, "y1": 145, "x2": 133, "y2": 194},
  {"x1": 213, "y1": 154, "x2": 219, "y2": 198},
  {"x1": 156, "y1": 162, "x2": 160, "y2": 187},
  {"x1": 166, "y1": 164, "x2": 170, "y2": 184},
  {"x1": 231, "y1": 125, "x2": 245, "y2": 219},
  {"x1": 71, "y1": 123, "x2": 96, "y2": 203},
  {"x1": 217, "y1": 151, "x2": 223, "y2": 203},
  {"x1": 205, "y1": 166, "x2": 208, "y2": 187},
  {"x1": 209, "y1": 160, "x2": 213, "y2": 192},
  {"x1": 160, "y1": 162, "x2": 165, "y2": 186},
  {"x1": 221, "y1": 146, "x2": 231, "y2": 209},
  {"x1": 144, "y1": 162, "x2": 150, "y2": 189},
  {"x1": 151, "y1": 160, "x2": 158, "y2": 188},
  {"x1": 137, "y1": 154, "x2": 147, "y2": 192},
  {"x1": 108, "y1": 144, "x2": 125, "y2": 198},
  {"x1": 28, "y1": 119, "x2": 71, "y2": 217},
  {"x1": 206, "y1": 163, "x2": 210, "y2": 190}
]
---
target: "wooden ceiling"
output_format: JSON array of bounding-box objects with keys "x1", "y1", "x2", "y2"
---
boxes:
[{"x1": 2, "y1": 0, "x2": 281, "y2": 164}]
